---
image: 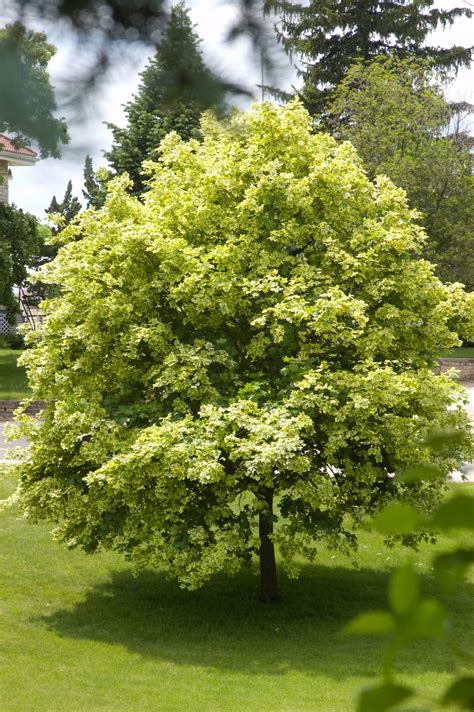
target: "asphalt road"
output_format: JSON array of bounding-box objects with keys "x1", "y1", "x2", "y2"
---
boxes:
[{"x1": 0, "y1": 421, "x2": 29, "y2": 464}]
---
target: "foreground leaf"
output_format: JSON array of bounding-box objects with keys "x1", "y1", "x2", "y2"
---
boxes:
[
  {"x1": 408, "y1": 598, "x2": 447, "y2": 639},
  {"x1": 430, "y1": 495, "x2": 474, "y2": 531},
  {"x1": 357, "y1": 682, "x2": 413, "y2": 712},
  {"x1": 345, "y1": 611, "x2": 395, "y2": 636},
  {"x1": 371, "y1": 504, "x2": 424, "y2": 534},
  {"x1": 397, "y1": 464, "x2": 443, "y2": 483},
  {"x1": 441, "y1": 677, "x2": 474, "y2": 709},
  {"x1": 389, "y1": 565, "x2": 420, "y2": 617},
  {"x1": 423, "y1": 430, "x2": 467, "y2": 453},
  {"x1": 433, "y1": 548, "x2": 474, "y2": 592}
]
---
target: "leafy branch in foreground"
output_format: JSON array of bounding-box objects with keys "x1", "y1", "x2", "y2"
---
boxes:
[
  {"x1": 346, "y1": 431, "x2": 474, "y2": 712},
  {"x1": 0, "y1": 22, "x2": 69, "y2": 157}
]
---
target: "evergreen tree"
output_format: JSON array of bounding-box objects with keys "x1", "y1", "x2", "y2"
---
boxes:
[
  {"x1": 25, "y1": 181, "x2": 81, "y2": 307},
  {"x1": 82, "y1": 155, "x2": 109, "y2": 209},
  {"x1": 265, "y1": 0, "x2": 473, "y2": 114},
  {"x1": 104, "y1": 1, "x2": 228, "y2": 196},
  {"x1": 46, "y1": 180, "x2": 81, "y2": 235}
]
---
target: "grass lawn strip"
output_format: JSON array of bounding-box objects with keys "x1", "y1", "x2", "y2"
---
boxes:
[
  {"x1": 441, "y1": 347, "x2": 474, "y2": 359},
  {"x1": 1, "y1": 470, "x2": 472, "y2": 711},
  {"x1": 0, "y1": 350, "x2": 30, "y2": 400}
]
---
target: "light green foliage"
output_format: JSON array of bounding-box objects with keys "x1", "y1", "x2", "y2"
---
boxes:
[
  {"x1": 14, "y1": 101, "x2": 474, "y2": 591},
  {"x1": 327, "y1": 57, "x2": 474, "y2": 289},
  {"x1": 347, "y1": 434, "x2": 474, "y2": 712}
]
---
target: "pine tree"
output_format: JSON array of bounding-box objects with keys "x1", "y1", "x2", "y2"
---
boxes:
[
  {"x1": 46, "y1": 180, "x2": 81, "y2": 235},
  {"x1": 82, "y1": 155, "x2": 109, "y2": 209},
  {"x1": 104, "y1": 1, "x2": 228, "y2": 196},
  {"x1": 25, "y1": 180, "x2": 81, "y2": 307},
  {"x1": 265, "y1": 0, "x2": 473, "y2": 114}
]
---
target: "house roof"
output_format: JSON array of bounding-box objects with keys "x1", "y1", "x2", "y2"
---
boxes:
[{"x1": 0, "y1": 134, "x2": 37, "y2": 166}]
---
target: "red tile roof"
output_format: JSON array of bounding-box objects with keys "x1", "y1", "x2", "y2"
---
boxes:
[{"x1": 0, "y1": 134, "x2": 37, "y2": 158}]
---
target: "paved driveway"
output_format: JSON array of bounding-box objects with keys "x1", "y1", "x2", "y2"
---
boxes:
[
  {"x1": 0, "y1": 421, "x2": 29, "y2": 464},
  {"x1": 450, "y1": 382, "x2": 474, "y2": 482}
]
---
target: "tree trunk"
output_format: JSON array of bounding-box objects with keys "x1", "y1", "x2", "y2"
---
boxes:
[{"x1": 258, "y1": 487, "x2": 278, "y2": 602}]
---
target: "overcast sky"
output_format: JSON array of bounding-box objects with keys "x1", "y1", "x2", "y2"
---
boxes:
[{"x1": 6, "y1": 0, "x2": 474, "y2": 218}]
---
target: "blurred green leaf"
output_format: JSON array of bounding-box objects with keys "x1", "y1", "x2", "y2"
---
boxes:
[
  {"x1": 345, "y1": 611, "x2": 395, "y2": 636},
  {"x1": 433, "y1": 548, "x2": 474, "y2": 592},
  {"x1": 371, "y1": 504, "x2": 424, "y2": 534},
  {"x1": 409, "y1": 598, "x2": 447, "y2": 639},
  {"x1": 357, "y1": 682, "x2": 413, "y2": 712},
  {"x1": 389, "y1": 565, "x2": 420, "y2": 617},
  {"x1": 430, "y1": 495, "x2": 474, "y2": 531},
  {"x1": 422, "y1": 430, "x2": 467, "y2": 453},
  {"x1": 397, "y1": 463, "x2": 443, "y2": 483},
  {"x1": 441, "y1": 676, "x2": 474, "y2": 709}
]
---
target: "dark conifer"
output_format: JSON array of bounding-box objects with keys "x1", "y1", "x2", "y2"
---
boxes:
[
  {"x1": 265, "y1": 0, "x2": 473, "y2": 113},
  {"x1": 82, "y1": 155, "x2": 108, "y2": 209},
  {"x1": 105, "y1": 2, "x2": 228, "y2": 196}
]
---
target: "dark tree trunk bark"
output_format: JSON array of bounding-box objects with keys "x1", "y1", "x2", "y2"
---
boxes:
[{"x1": 258, "y1": 487, "x2": 278, "y2": 602}]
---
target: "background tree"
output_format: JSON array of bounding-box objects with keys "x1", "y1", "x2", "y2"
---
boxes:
[
  {"x1": 15, "y1": 102, "x2": 473, "y2": 602},
  {"x1": 0, "y1": 204, "x2": 42, "y2": 322},
  {"x1": 327, "y1": 57, "x2": 474, "y2": 289},
  {"x1": 24, "y1": 181, "x2": 81, "y2": 307},
  {"x1": 264, "y1": 0, "x2": 472, "y2": 114},
  {"x1": 0, "y1": 22, "x2": 69, "y2": 157},
  {"x1": 105, "y1": 1, "x2": 229, "y2": 196},
  {"x1": 46, "y1": 180, "x2": 82, "y2": 234},
  {"x1": 82, "y1": 155, "x2": 110, "y2": 209}
]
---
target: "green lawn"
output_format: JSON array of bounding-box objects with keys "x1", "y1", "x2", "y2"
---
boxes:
[
  {"x1": 0, "y1": 349, "x2": 30, "y2": 400},
  {"x1": 440, "y1": 347, "x2": 474, "y2": 359},
  {"x1": 1, "y1": 470, "x2": 472, "y2": 711}
]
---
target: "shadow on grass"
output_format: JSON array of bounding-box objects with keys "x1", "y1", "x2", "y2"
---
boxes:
[{"x1": 35, "y1": 562, "x2": 473, "y2": 679}]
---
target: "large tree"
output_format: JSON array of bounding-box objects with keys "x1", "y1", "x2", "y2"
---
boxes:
[
  {"x1": 16, "y1": 102, "x2": 473, "y2": 601},
  {"x1": 264, "y1": 0, "x2": 472, "y2": 114},
  {"x1": 327, "y1": 57, "x2": 474, "y2": 289},
  {"x1": 105, "y1": 1, "x2": 229, "y2": 196},
  {"x1": 0, "y1": 22, "x2": 69, "y2": 157},
  {"x1": 0, "y1": 204, "x2": 42, "y2": 322}
]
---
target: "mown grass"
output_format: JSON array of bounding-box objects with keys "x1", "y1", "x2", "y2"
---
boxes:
[
  {"x1": 440, "y1": 347, "x2": 474, "y2": 359},
  {"x1": 1, "y1": 470, "x2": 472, "y2": 712},
  {"x1": 0, "y1": 350, "x2": 30, "y2": 400}
]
